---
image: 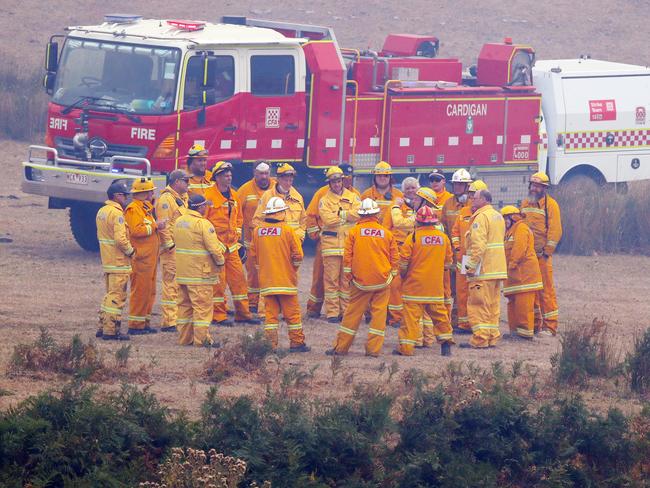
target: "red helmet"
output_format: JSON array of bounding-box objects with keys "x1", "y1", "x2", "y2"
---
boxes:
[{"x1": 416, "y1": 205, "x2": 439, "y2": 224}]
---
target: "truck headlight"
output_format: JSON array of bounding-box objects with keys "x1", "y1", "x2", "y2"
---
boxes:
[{"x1": 27, "y1": 167, "x2": 45, "y2": 181}]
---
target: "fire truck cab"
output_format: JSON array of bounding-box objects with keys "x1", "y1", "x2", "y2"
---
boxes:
[{"x1": 23, "y1": 15, "x2": 542, "y2": 250}]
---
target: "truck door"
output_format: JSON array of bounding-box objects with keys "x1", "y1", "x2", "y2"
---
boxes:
[
  {"x1": 241, "y1": 49, "x2": 306, "y2": 163},
  {"x1": 179, "y1": 50, "x2": 242, "y2": 162}
]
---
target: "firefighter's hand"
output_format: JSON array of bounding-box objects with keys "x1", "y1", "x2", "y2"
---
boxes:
[
  {"x1": 465, "y1": 266, "x2": 476, "y2": 277},
  {"x1": 156, "y1": 218, "x2": 168, "y2": 230},
  {"x1": 238, "y1": 246, "x2": 248, "y2": 264},
  {"x1": 394, "y1": 197, "x2": 404, "y2": 207}
]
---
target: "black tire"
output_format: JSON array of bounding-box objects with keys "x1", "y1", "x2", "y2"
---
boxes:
[{"x1": 69, "y1": 202, "x2": 101, "y2": 252}]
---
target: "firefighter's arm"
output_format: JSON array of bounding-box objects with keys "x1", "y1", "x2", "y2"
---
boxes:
[
  {"x1": 509, "y1": 225, "x2": 528, "y2": 270},
  {"x1": 202, "y1": 221, "x2": 226, "y2": 267},
  {"x1": 234, "y1": 198, "x2": 243, "y2": 240},
  {"x1": 305, "y1": 190, "x2": 323, "y2": 239},
  {"x1": 125, "y1": 206, "x2": 156, "y2": 238},
  {"x1": 388, "y1": 233, "x2": 399, "y2": 276},
  {"x1": 155, "y1": 196, "x2": 175, "y2": 250},
  {"x1": 289, "y1": 227, "x2": 304, "y2": 268},
  {"x1": 444, "y1": 236, "x2": 453, "y2": 270},
  {"x1": 466, "y1": 216, "x2": 487, "y2": 273},
  {"x1": 390, "y1": 206, "x2": 414, "y2": 233},
  {"x1": 251, "y1": 193, "x2": 266, "y2": 233},
  {"x1": 399, "y1": 236, "x2": 413, "y2": 278},
  {"x1": 318, "y1": 198, "x2": 343, "y2": 226},
  {"x1": 544, "y1": 200, "x2": 563, "y2": 256},
  {"x1": 296, "y1": 203, "x2": 307, "y2": 242},
  {"x1": 342, "y1": 230, "x2": 355, "y2": 281},
  {"x1": 113, "y1": 213, "x2": 135, "y2": 257},
  {"x1": 450, "y1": 217, "x2": 461, "y2": 255},
  {"x1": 345, "y1": 196, "x2": 361, "y2": 222}
]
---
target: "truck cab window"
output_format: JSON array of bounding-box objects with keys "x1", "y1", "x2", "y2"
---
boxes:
[
  {"x1": 183, "y1": 55, "x2": 235, "y2": 110},
  {"x1": 251, "y1": 55, "x2": 295, "y2": 96}
]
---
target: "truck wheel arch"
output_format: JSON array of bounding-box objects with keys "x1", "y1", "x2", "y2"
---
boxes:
[{"x1": 559, "y1": 165, "x2": 606, "y2": 187}]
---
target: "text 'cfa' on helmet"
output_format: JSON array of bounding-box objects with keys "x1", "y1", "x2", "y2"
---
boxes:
[{"x1": 358, "y1": 198, "x2": 380, "y2": 215}]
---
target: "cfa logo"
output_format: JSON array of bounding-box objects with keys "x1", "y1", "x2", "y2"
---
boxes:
[
  {"x1": 421, "y1": 235, "x2": 443, "y2": 246},
  {"x1": 259, "y1": 227, "x2": 281, "y2": 236},
  {"x1": 360, "y1": 228, "x2": 385, "y2": 238}
]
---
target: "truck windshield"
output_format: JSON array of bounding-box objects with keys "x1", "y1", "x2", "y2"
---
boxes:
[{"x1": 52, "y1": 38, "x2": 181, "y2": 115}]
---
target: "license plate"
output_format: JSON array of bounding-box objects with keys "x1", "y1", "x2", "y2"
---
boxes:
[{"x1": 66, "y1": 173, "x2": 88, "y2": 185}]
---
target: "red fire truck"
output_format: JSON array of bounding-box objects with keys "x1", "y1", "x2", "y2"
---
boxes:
[{"x1": 23, "y1": 15, "x2": 541, "y2": 250}]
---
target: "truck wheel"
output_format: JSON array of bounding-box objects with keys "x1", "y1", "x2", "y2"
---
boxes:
[{"x1": 69, "y1": 203, "x2": 101, "y2": 252}]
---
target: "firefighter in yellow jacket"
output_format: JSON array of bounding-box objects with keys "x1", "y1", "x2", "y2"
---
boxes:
[
  {"x1": 305, "y1": 164, "x2": 359, "y2": 318},
  {"x1": 252, "y1": 163, "x2": 306, "y2": 241},
  {"x1": 397, "y1": 205, "x2": 454, "y2": 357},
  {"x1": 501, "y1": 206, "x2": 544, "y2": 340},
  {"x1": 237, "y1": 161, "x2": 273, "y2": 313},
  {"x1": 383, "y1": 177, "x2": 420, "y2": 327},
  {"x1": 520, "y1": 172, "x2": 563, "y2": 336},
  {"x1": 360, "y1": 161, "x2": 403, "y2": 221},
  {"x1": 451, "y1": 180, "x2": 488, "y2": 333},
  {"x1": 460, "y1": 189, "x2": 507, "y2": 349},
  {"x1": 155, "y1": 170, "x2": 189, "y2": 332},
  {"x1": 204, "y1": 161, "x2": 261, "y2": 326},
  {"x1": 96, "y1": 182, "x2": 135, "y2": 340},
  {"x1": 250, "y1": 196, "x2": 310, "y2": 352},
  {"x1": 326, "y1": 198, "x2": 399, "y2": 356},
  {"x1": 186, "y1": 145, "x2": 213, "y2": 197},
  {"x1": 174, "y1": 195, "x2": 226, "y2": 346},
  {"x1": 318, "y1": 167, "x2": 361, "y2": 322},
  {"x1": 125, "y1": 177, "x2": 165, "y2": 334}
]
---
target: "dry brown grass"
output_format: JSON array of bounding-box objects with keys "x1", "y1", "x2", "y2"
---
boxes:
[{"x1": 0, "y1": 64, "x2": 47, "y2": 141}]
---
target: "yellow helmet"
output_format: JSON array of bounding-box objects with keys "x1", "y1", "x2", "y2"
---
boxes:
[
  {"x1": 325, "y1": 166, "x2": 344, "y2": 181},
  {"x1": 415, "y1": 187, "x2": 438, "y2": 206},
  {"x1": 131, "y1": 177, "x2": 156, "y2": 193},
  {"x1": 500, "y1": 205, "x2": 520, "y2": 217},
  {"x1": 211, "y1": 160, "x2": 233, "y2": 177},
  {"x1": 530, "y1": 172, "x2": 550, "y2": 186},
  {"x1": 188, "y1": 144, "x2": 208, "y2": 157},
  {"x1": 468, "y1": 180, "x2": 488, "y2": 192},
  {"x1": 373, "y1": 161, "x2": 392, "y2": 175},
  {"x1": 276, "y1": 163, "x2": 296, "y2": 176}
]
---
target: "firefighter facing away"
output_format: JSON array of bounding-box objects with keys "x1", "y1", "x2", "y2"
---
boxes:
[
  {"x1": 250, "y1": 196, "x2": 310, "y2": 352},
  {"x1": 174, "y1": 194, "x2": 225, "y2": 346},
  {"x1": 520, "y1": 172, "x2": 562, "y2": 336},
  {"x1": 326, "y1": 198, "x2": 399, "y2": 357},
  {"x1": 96, "y1": 181, "x2": 135, "y2": 341},
  {"x1": 501, "y1": 206, "x2": 543, "y2": 340},
  {"x1": 125, "y1": 177, "x2": 166, "y2": 334},
  {"x1": 155, "y1": 169, "x2": 190, "y2": 332}
]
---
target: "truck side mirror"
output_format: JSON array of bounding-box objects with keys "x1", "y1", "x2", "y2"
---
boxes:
[
  {"x1": 197, "y1": 88, "x2": 215, "y2": 127},
  {"x1": 45, "y1": 41, "x2": 58, "y2": 72},
  {"x1": 43, "y1": 72, "x2": 57, "y2": 94}
]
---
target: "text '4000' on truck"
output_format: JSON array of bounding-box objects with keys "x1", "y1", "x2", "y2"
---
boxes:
[{"x1": 23, "y1": 15, "x2": 650, "y2": 251}]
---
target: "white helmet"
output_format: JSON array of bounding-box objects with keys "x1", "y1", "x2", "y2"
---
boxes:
[
  {"x1": 451, "y1": 168, "x2": 473, "y2": 183},
  {"x1": 358, "y1": 198, "x2": 380, "y2": 215},
  {"x1": 263, "y1": 196, "x2": 289, "y2": 214}
]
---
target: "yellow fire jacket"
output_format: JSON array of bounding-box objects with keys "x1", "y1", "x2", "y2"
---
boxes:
[
  {"x1": 450, "y1": 203, "x2": 472, "y2": 268},
  {"x1": 441, "y1": 196, "x2": 464, "y2": 237},
  {"x1": 318, "y1": 188, "x2": 361, "y2": 256},
  {"x1": 96, "y1": 200, "x2": 134, "y2": 273},
  {"x1": 520, "y1": 194, "x2": 563, "y2": 256},
  {"x1": 306, "y1": 184, "x2": 360, "y2": 240},
  {"x1": 435, "y1": 189, "x2": 453, "y2": 207},
  {"x1": 343, "y1": 216, "x2": 399, "y2": 291},
  {"x1": 383, "y1": 202, "x2": 415, "y2": 244},
  {"x1": 125, "y1": 199, "x2": 159, "y2": 258},
  {"x1": 360, "y1": 185, "x2": 403, "y2": 221},
  {"x1": 250, "y1": 219, "x2": 304, "y2": 295},
  {"x1": 465, "y1": 204, "x2": 507, "y2": 281},
  {"x1": 174, "y1": 209, "x2": 226, "y2": 285},
  {"x1": 400, "y1": 225, "x2": 453, "y2": 302},
  {"x1": 253, "y1": 183, "x2": 306, "y2": 241},
  {"x1": 187, "y1": 169, "x2": 213, "y2": 197},
  {"x1": 155, "y1": 185, "x2": 188, "y2": 250},
  {"x1": 204, "y1": 185, "x2": 243, "y2": 253},
  {"x1": 503, "y1": 219, "x2": 544, "y2": 296},
  {"x1": 236, "y1": 177, "x2": 274, "y2": 248}
]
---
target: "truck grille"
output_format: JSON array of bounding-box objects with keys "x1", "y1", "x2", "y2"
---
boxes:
[{"x1": 55, "y1": 137, "x2": 148, "y2": 159}]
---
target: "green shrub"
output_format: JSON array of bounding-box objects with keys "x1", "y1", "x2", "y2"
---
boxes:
[{"x1": 627, "y1": 327, "x2": 650, "y2": 394}]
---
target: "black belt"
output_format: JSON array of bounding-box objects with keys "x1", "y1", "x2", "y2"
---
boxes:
[{"x1": 321, "y1": 231, "x2": 337, "y2": 237}]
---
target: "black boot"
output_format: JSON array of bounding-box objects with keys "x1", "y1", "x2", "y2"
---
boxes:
[{"x1": 441, "y1": 342, "x2": 451, "y2": 356}]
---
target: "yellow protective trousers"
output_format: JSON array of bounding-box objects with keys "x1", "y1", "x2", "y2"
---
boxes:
[
  {"x1": 399, "y1": 301, "x2": 453, "y2": 355},
  {"x1": 263, "y1": 294, "x2": 305, "y2": 349},
  {"x1": 444, "y1": 269, "x2": 453, "y2": 319},
  {"x1": 468, "y1": 280, "x2": 502, "y2": 348},
  {"x1": 323, "y1": 255, "x2": 349, "y2": 319},
  {"x1": 507, "y1": 291, "x2": 535, "y2": 339},
  {"x1": 535, "y1": 255, "x2": 559, "y2": 335},
  {"x1": 456, "y1": 271, "x2": 470, "y2": 331},
  {"x1": 99, "y1": 273, "x2": 129, "y2": 336},
  {"x1": 177, "y1": 284, "x2": 213, "y2": 346},
  {"x1": 212, "y1": 251, "x2": 253, "y2": 322},
  {"x1": 128, "y1": 249, "x2": 157, "y2": 329},
  {"x1": 244, "y1": 248, "x2": 264, "y2": 313},
  {"x1": 159, "y1": 250, "x2": 178, "y2": 327},
  {"x1": 306, "y1": 241, "x2": 325, "y2": 315},
  {"x1": 387, "y1": 273, "x2": 404, "y2": 326},
  {"x1": 332, "y1": 285, "x2": 389, "y2": 356}
]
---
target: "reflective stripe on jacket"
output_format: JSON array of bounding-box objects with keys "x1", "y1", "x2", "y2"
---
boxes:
[
  {"x1": 503, "y1": 219, "x2": 543, "y2": 296},
  {"x1": 156, "y1": 186, "x2": 188, "y2": 250},
  {"x1": 253, "y1": 183, "x2": 306, "y2": 241},
  {"x1": 360, "y1": 186, "x2": 403, "y2": 221},
  {"x1": 318, "y1": 188, "x2": 361, "y2": 256},
  {"x1": 520, "y1": 194, "x2": 563, "y2": 255},
  {"x1": 236, "y1": 177, "x2": 274, "y2": 248},
  {"x1": 96, "y1": 200, "x2": 134, "y2": 273},
  {"x1": 383, "y1": 202, "x2": 414, "y2": 244},
  {"x1": 204, "y1": 185, "x2": 243, "y2": 252},
  {"x1": 465, "y1": 204, "x2": 507, "y2": 281},
  {"x1": 125, "y1": 199, "x2": 159, "y2": 258},
  {"x1": 174, "y1": 209, "x2": 225, "y2": 285},
  {"x1": 187, "y1": 170, "x2": 213, "y2": 197}
]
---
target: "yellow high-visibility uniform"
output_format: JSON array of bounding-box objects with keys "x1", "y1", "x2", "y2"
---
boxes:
[
  {"x1": 504, "y1": 219, "x2": 543, "y2": 338},
  {"x1": 318, "y1": 188, "x2": 361, "y2": 319},
  {"x1": 174, "y1": 209, "x2": 225, "y2": 346},
  {"x1": 360, "y1": 185, "x2": 403, "y2": 221},
  {"x1": 187, "y1": 169, "x2": 213, "y2": 197},
  {"x1": 236, "y1": 177, "x2": 274, "y2": 312},
  {"x1": 125, "y1": 199, "x2": 159, "y2": 330},
  {"x1": 96, "y1": 200, "x2": 134, "y2": 336},
  {"x1": 331, "y1": 216, "x2": 398, "y2": 356},
  {"x1": 204, "y1": 185, "x2": 253, "y2": 321},
  {"x1": 451, "y1": 204, "x2": 473, "y2": 330},
  {"x1": 250, "y1": 219, "x2": 305, "y2": 349},
  {"x1": 520, "y1": 195, "x2": 562, "y2": 334},
  {"x1": 398, "y1": 226, "x2": 454, "y2": 355},
  {"x1": 435, "y1": 189, "x2": 453, "y2": 207},
  {"x1": 155, "y1": 186, "x2": 188, "y2": 328},
  {"x1": 253, "y1": 183, "x2": 306, "y2": 241},
  {"x1": 465, "y1": 204, "x2": 507, "y2": 348}
]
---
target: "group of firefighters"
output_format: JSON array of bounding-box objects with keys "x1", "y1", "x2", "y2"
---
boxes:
[{"x1": 96, "y1": 144, "x2": 562, "y2": 356}]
